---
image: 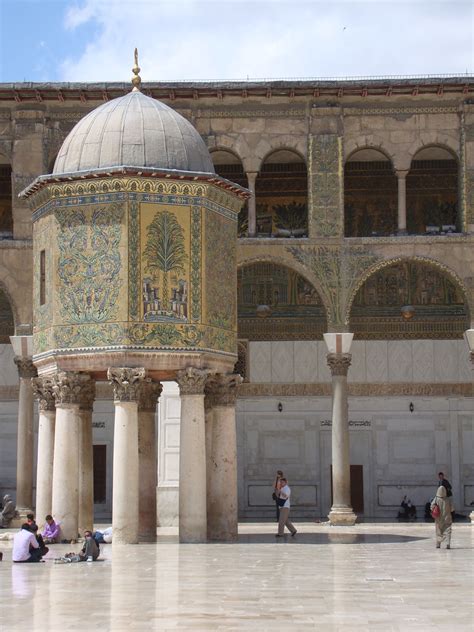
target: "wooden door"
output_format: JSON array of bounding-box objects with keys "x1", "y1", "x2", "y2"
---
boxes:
[
  {"x1": 330, "y1": 464, "x2": 364, "y2": 513},
  {"x1": 93, "y1": 444, "x2": 107, "y2": 504}
]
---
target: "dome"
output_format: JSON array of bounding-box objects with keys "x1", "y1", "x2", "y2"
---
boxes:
[{"x1": 53, "y1": 90, "x2": 215, "y2": 175}]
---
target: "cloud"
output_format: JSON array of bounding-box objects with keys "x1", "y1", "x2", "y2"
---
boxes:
[{"x1": 59, "y1": 0, "x2": 474, "y2": 81}]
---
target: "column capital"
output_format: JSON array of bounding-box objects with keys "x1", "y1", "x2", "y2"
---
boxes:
[
  {"x1": 32, "y1": 376, "x2": 55, "y2": 412},
  {"x1": 137, "y1": 379, "x2": 163, "y2": 412},
  {"x1": 78, "y1": 379, "x2": 96, "y2": 411},
  {"x1": 107, "y1": 367, "x2": 146, "y2": 403},
  {"x1": 206, "y1": 373, "x2": 242, "y2": 407},
  {"x1": 176, "y1": 367, "x2": 208, "y2": 395},
  {"x1": 395, "y1": 168, "x2": 409, "y2": 178},
  {"x1": 51, "y1": 371, "x2": 92, "y2": 407},
  {"x1": 327, "y1": 353, "x2": 352, "y2": 376},
  {"x1": 14, "y1": 357, "x2": 38, "y2": 379}
]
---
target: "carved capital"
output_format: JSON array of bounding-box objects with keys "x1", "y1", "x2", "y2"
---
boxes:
[
  {"x1": 14, "y1": 357, "x2": 37, "y2": 379},
  {"x1": 79, "y1": 379, "x2": 96, "y2": 411},
  {"x1": 107, "y1": 367, "x2": 146, "y2": 402},
  {"x1": 137, "y1": 379, "x2": 163, "y2": 412},
  {"x1": 327, "y1": 353, "x2": 352, "y2": 377},
  {"x1": 207, "y1": 373, "x2": 242, "y2": 407},
  {"x1": 32, "y1": 377, "x2": 55, "y2": 412},
  {"x1": 51, "y1": 372, "x2": 92, "y2": 407},
  {"x1": 176, "y1": 367, "x2": 208, "y2": 396}
]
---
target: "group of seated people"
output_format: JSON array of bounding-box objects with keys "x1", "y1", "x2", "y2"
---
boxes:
[{"x1": 11, "y1": 512, "x2": 107, "y2": 563}]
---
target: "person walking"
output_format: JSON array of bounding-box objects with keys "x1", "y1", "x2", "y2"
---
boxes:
[
  {"x1": 438, "y1": 472, "x2": 455, "y2": 519},
  {"x1": 272, "y1": 470, "x2": 284, "y2": 522},
  {"x1": 431, "y1": 485, "x2": 452, "y2": 549},
  {"x1": 275, "y1": 478, "x2": 297, "y2": 538}
]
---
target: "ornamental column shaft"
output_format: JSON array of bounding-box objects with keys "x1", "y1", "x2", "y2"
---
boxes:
[
  {"x1": 246, "y1": 172, "x2": 258, "y2": 237},
  {"x1": 78, "y1": 381, "x2": 95, "y2": 534},
  {"x1": 206, "y1": 374, "x2": 241, "y2": 542},
  {"x1": 324, "y1": 333, "x2": 357, "y2": 526},
  {"x1": 108, "y1": 367, "x2": 145, "y2": 545},
  {"x1": 176, "y1": 368, "x2": 208, "y2": 543},
  {"x1": 32, "y1": 377, "x2": 55, "y2": 527},
  {"x1": 51, "y1": 371, "x2": 91, "y2": 541},
  {"x1": 137, "y1": 380, "x2": 162, "y2": 542},
  {"x1": 14, "y1": 356, "x2": 37, "y2": 513},
  {"x1": 396, "y1": 169, "x2": 409, "y2": 234}
]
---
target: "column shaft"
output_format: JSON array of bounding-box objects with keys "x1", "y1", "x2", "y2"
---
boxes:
[
  {"x1": 52, "y1": 404, "x2": 81, "y2": 540},
  {"x1": 138, "y1": 408, "x2": 157, "y2": 541},
  {"x1": 246, "y1": 172, "x2": 257, "y2": 237},
  {"x1": 35, "y1": 408, "x2": 55, "y2": 526},
  {"x1": 177, "y1": 368, "x2": 208, "y2": 543},
  {"x1": 78, "y1": 407, "x2": 94, "y2": 533},
  {"x1": 397, "y1": 171, "x2": 408, "y2": 233},
  {"x1": 16, "y1": 376, "x2": 35, "y2": 510}
]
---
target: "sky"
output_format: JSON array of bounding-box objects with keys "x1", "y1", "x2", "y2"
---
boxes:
[{"x1": 0, "y1": 0, "x2": 473, "y2": 83}]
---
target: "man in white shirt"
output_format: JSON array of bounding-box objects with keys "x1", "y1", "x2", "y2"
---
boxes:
[
  {"x1": 12, "y1": 524, "x2": 42, "y2": 563},
  {"x1": 276, "y1": 478, "x2": 297, "y2": 537}
]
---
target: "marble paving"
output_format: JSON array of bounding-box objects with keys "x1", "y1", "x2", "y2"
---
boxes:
[{"x1": 0, "y1": 522, "x2": 473, "y2": 631}]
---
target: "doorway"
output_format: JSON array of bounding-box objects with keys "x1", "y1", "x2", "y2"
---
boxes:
[
  {"x1": 93, "y1": 444, "x2": 107, "y2": 504},
  {"x1": 330, "y1": 464, "x2": 364, "y2": 513}
]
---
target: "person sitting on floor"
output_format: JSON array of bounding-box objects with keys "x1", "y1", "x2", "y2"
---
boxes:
[
  {"x1": 93, "y1": 527, "x2": 112, "y2": 545},
  {"x1": 398, "y1": 496, "x2": 417, "y2": 521},
  {"x1": 42, "y1": 515, "x2": 60, "y2": 544},
  {"x1": 30, "y1": 523, "x2": 49, "y2": 558},
  {"x1": 12, "y1": 524, "x2": 43, "y2": 563},
  {"x1": 59, "y1": 531, "x2": 100, "y2": 563}
]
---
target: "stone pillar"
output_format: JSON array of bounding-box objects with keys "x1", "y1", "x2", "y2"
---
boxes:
[
  {"x1": 246, "y1": 172, "x2": 258, "y2": 237},
  {"x1": 51, "y1": 371, "x2": 91, "y2": 541},
  {"x1": 14, "y1": 356, "x2": 37, "y2": 514},
  {"x1": 137, "y1": 380, "x2": 162, "y2": 542},
  {"x1": 324, "y1": 332, "x2": 356, "y2": 526},
  {"x1": 463, "y1": 329, "x2": 474, "y2": 524},
  {"x1": 207, "y1": 373, "x2": 241, "y2": 541},
  {"x1": 396, "y1": 169, "x2": 409, "y2": 234},
  {"x1": 204, "y1": 381, "x2": 216, "y2": 534},
  {"x1": 32, "y1": 377, "x2": 55, "y2": 527},
  {"x1": 176, "y1": 367, "x2": 208, "y2": 543},
  {"x1": 108, "y1": 367, "x2": 145, "y2": 545},
  {"x1": 78, "y1": 380, "x2": 95, "y2": 534}
]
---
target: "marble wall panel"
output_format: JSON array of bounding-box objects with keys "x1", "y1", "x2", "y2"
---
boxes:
[
  {"x1": 458, "y1": 340, "x2": 473, "y2": 382},
  {"x1": 348, "y1": 340, "x2": 367, "y2": 382},
  {"x1": 388, "y1": 341, "x2": 413, "y2": 382},
  {"x1": 294, "y1": 341, "x2": 318, "y2": 383},
  {"x1": 249, "y1": 341, "x2": 272, "y2": 383},
  {"x1": 365, "y1": 341, "x2": 388, "y2": 383},
  {"x1": 271, "y1": 341, "x2": 294, "y2": 383},
  {"x1": 317, "y1": 341, "x2": 331, "y2": 382},
  {"x1": 433, "y1": 340, "x2": 459, "y2": 382},
  {"x1": 412, "y1": 340, "x2": 435, "y2": 383},
  {"x1": 389, "y1": 431, "x2": 435, "y2": 464}
]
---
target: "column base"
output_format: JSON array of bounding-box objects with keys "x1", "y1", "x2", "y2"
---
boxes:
[
  {"x1": 138, "y1": 533, "x2": 157, "y2": 543},
  {"x1": 396, "y1": 229, "x2": 408, "y2": 236},
  {"x1": 328, "y1": 507, "x2": 357, "y2": 526}
]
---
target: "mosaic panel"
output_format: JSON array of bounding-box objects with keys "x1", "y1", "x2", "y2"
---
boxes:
[{"x1": 309, "y1": 134, "x2": 343, "y2": 237}]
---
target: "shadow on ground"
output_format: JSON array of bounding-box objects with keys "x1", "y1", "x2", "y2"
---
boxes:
[{"x1": 155, "y1": 533, "x2": 429, "y2": 545}]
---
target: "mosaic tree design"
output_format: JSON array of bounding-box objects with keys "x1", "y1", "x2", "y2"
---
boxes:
[{"x1": 143, "y1": 210, "x2": 188, "y2": 316}]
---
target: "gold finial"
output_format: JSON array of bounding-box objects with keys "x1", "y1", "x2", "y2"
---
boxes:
[{"x1": 131, "y1": 48, "x2": 141, "y2": 92}]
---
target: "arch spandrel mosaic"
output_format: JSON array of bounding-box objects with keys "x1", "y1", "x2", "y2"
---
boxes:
[
  {"x1": 237, "y1": 262, "x2": 326, "y2": 340},
  {"x1": 350, "y1": 261, "x2": 469, "y2": 339}
]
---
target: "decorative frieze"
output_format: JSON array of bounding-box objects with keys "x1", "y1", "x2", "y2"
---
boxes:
[
  {"x1": 137, "y1": 379, "x2": 163, "y2": 412},
  {"x1": 51, "y1": 371, "x2": 92, "y2": 406},
  {"x1": 176, "y1": 367, "x2": 208, "y2": 395},
  {"x1": 327, "y1": 353, "x2": 352, "y2": 376},
  {"x1": 107, "y1": 367, "x2": 146, "y2": 403},
  {"x1": 14, "y1": 357, "x2": 38, "y2": 379},
  {"x1": 31, "y1": 377, "x2": 55, "y2": 412}
]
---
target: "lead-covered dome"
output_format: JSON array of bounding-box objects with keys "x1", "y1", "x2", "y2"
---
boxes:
[{"x1": 53, "y1": 90, "x2": 215, "y2": 175}]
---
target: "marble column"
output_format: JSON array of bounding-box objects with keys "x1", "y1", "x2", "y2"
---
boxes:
[
  {"x1": 32, "y1": 377, "x2": 55, "y2": 527},
  {"x1": 204, "y1": 379, "x2": 216, "y2": 535},
  {"x1": 14, "y1": 356, "x2": 37, "y2": 514},
  {"x1": 137, "y1": 380, "x2": 162, "y2": 542},
  {"x1": 246, "y1": 171, "x2": 258, "y2": 237},
  {"x1": 463, "y1": 329, "x2": 474, "y2": 524},
  {"x1": 326, "y1": 353, "x2": 357, "y2": 526},
  {"x1": 206, "y1": 373, "x2": 241, "y2": 542},
  {"x1": 176, "y1": 367, "x2": 208, "y2": 543},
  {"x1": 51, "y1": 371, "x2": 91, "y2": 541},
  {"x1": 78, "y1": 380, "x2": 95, "y2": 534},
  {"x1": 108, "y1": 367, "x2": 145, "y2": 545},
  {"x1": 396, "y1": 169, "x2": 409, "y2": 234}
]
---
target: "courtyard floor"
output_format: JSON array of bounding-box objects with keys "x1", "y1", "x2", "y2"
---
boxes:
[{"x1": 0, "y1": 522, "x2": 473, "y2": 631}]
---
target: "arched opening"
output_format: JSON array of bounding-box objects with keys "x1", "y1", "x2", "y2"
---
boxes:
[
  {"x1": 238, "y1": 262, "x2": 326, "y2": 342},
  {"x1": 406, "y1": 146, "x2": 459, "y2": 234},
  {"x1": 0, "y1": 156, "x2": 13, "y2": 238},
  {"x1": 0, "y1": 287, "x2": 15, "y2": 343},
  {"x1": 344, "y1": 148, "x2": 397, "y2": 237},
  {"x1": 211, "y1": 149, "x2": 248, "y2": 237},
  {"x1": 349, "y1": 260, "x2": 469, "y2": 339},
  {"x1": 255, "y1": 150, "x2": 308, "y2": 238}
]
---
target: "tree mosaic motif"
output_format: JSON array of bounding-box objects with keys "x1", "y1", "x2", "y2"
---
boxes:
[{"x1": 143, "y1": 210, "x2": 188, "y2": 320}]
